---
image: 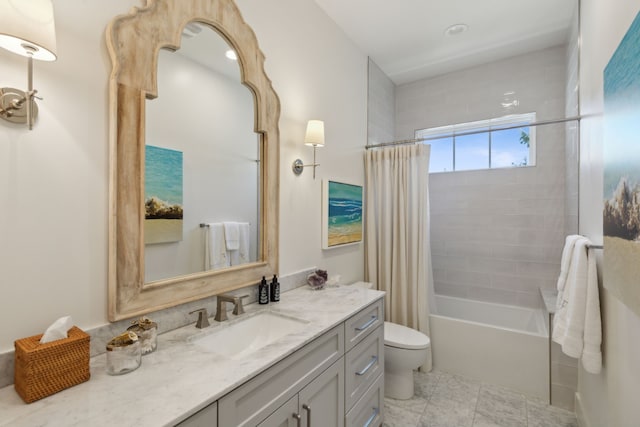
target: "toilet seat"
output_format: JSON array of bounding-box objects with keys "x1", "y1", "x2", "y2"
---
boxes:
[{"x1": 384, "y1": 321, "x2": 430, "y2": 350}]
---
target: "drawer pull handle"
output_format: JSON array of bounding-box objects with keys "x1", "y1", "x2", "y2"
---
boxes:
[
  {"x1": 356, "y1": 356, "x2": 378, "y2": 376},
  {"x1": 303, "y1": 404, "x2": 311, "y2": 426},
  {"x1": 292, "y1": 412, "x2": 301, "y2": 427},
  {"x1": 363, "y1": 407, "x2": 380, "y2": 427},
  {"x1": 355, "y1": 315, "x2": 378, "y2": 331}
]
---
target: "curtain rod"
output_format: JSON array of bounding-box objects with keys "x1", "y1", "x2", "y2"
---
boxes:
[{"x1": 365, "y1": 115, "x2": 585, "y2": 150}]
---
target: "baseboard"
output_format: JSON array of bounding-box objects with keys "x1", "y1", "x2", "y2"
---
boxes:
[{"x1": 575, "y1": 392, "x2": 590, "y2": 427}]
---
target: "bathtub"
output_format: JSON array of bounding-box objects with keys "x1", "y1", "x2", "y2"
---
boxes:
[{"x1": 429, "y1": 295, "x2": 549, "y2": 399}]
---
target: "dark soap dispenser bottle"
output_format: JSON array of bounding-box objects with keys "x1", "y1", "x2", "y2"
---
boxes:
[
  {"x1": 270, "y1": 275, "x2": 280, "y2": 302},
  {"x1": 258, "y1": 276, "x2": 269, "y2": 304}
]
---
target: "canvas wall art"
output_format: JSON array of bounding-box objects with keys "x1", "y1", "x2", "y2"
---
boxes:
[
  {"x1": 322, "y1": 180, "x2": 363, "y2": 249},
  {"x1": 603, "y1": 11, "x2": 640, "y2": 316},
  {"x1": 145, "y1": 145, "x2": 183, "y2": 244}
]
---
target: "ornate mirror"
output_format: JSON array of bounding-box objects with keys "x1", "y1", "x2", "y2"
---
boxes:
[{"x1": 106, "y1": 0, "x2": 280, "y2": 321}]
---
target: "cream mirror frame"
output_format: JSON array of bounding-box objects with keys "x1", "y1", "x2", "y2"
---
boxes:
[{"x1": 106, "y1": 0, "x2": 280, "y2": 321}]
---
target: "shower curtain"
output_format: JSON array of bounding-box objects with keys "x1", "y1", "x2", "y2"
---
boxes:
[{"x1": 364, "y1": 144, "x2": 434, "y2": 371}]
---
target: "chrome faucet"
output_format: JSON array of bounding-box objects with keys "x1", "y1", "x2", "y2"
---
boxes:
[
  {"x1": 189, "y1": 308, "x2": 210, "y2": 329},
  {"x1": 215, "y1": 294, "x2": 249, "y2": 322}
]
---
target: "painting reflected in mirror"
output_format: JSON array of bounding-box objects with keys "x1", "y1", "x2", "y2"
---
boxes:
[{"x1": 144, "y1": 23, "x2": 260, "y2": 282}]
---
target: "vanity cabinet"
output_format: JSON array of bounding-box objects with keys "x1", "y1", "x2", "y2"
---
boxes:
[
  {"x1": 258, "y1": 358, "x2": 344, "y2": 427},
  {"x1": 189, "y1": 298, "x2": 384, "y2": 427},
  {"x1": 219, "y1": 324, "x2": 344, "y2": 426},
  {"x1": 176, "y1": 402, "x2": 217, "y2": 427},
  {"x1": 344, "y1": 300, "x2": 384, "y2": 427}
]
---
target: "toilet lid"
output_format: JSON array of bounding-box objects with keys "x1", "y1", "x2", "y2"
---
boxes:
[{"x1": 384, "y1": 322, "x2": 430, "y2": 350}]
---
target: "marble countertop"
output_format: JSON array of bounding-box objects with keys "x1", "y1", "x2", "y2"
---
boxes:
[{"x1": 0, "y1": 285, "x2": 384, "y2": 427}]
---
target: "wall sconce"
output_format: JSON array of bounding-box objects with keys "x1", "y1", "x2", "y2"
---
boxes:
[
  {"x1": 292, "y1": 120, "x2": 325, "y2": 179},
  {"x1": 0, "y1": 0, "x2": 57, "y2": 130}
]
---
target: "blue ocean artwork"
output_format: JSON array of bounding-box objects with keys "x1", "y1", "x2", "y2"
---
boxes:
[
  {"x1": 601, "y1": 10, "x2": 640, "y2": 316},
  {"x1": 144, "y1": 145, "x2": 183, "y2": 244},
  {"x1": 603, "y1": 10, "x2": 640, "y2": 241},
  {"x1": 145, "y1": 145, "x2": 183, "y2": 206},
  {"x1": 327, "y1": 181, "x2": 362, "y2": 246}
]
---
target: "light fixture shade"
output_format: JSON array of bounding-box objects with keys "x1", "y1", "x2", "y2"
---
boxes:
[
  {"x1": 304, "y1": 120, "x2": 325, "y2": 147},
  {"x1": 0, "y1": 0, "x2": 57, "y2": 61}
]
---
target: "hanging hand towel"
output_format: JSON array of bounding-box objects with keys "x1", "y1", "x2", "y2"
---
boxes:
[
  {"x1": 556, "y1": 235, "x2": 582, "y2": 310},
  {"x1": 208, "y1": 223, "x2": 230, "y2": 270},
  {"x1": 229, "y1": 223, "x2": 250, "y2": 266},
  {"x1": 223, "y1": 222, "x2": 240, "y2": 251},
  {"x1": 552, "y1": 237, "x2": 602, "y2": 374}
]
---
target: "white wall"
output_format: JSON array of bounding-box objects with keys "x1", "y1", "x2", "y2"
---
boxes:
[
  {"x1": 577, "y1": 0, "x2": 640, "y2": 425},
  {"x1": 396, "y1": 47, "x2": 569, "y2": 308},
  {"x1": 0, "y1": 0, "x2": 367, "y2": 353}
]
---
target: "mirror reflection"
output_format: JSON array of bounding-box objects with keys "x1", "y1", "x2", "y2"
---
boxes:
[{"x1": 144, "y1": 23, "x2": 260, "y2": 283}]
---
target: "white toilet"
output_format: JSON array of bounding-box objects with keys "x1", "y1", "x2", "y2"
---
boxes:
[
  {"x1": 349, "y1": 281, "x2": 432, "y2": 400},
  {"x1": 383, "y1": 321, "x2": 431, "y2": 400}
]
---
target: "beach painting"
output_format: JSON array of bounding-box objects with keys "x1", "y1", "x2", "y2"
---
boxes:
[
  {"x1": 323, "y1": 180, "x2": 363, "y2": 249},
  {"x1": 602, "y1": 10, "x2": 640, "y2": 316},
  {"x1": 144, "y1": 145, "x2": 183, "y2": 244}
]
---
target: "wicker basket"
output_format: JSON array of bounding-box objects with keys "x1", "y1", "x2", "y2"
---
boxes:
[{"x1": 14, "y1": 326, "x2": 90, "y2": 403}]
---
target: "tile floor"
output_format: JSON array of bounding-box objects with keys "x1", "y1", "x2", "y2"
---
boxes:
[{"x1": 383, "y1": 370, "x2": 578, "y2": 427}]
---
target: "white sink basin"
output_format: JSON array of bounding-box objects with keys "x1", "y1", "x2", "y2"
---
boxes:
[{"x1": 190, "y1": 311, "x2": 308, "y2": 359}]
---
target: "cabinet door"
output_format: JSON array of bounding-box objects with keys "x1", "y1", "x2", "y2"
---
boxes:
[
  {"x1": 298, "y1": 358, "x2": 345, "y2": 427},
  {"x1": 257, "y1": 395, "x2": 300, "y2": 427},
  {"x1": 175, "y1": 401, "x2": 217, "y2": 427}
]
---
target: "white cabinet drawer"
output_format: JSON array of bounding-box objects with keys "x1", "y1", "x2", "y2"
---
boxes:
[
  {"x1": 345, "y1": 325, "x2": 383, "y2": 410},
  {"x1": 345, "y1": 374, "x2": 384, "y2": 427},
  {"x1": 344, "y1": 300, "x2": 383, "y2": 352},
  {"x1": 219, "y1": 324, "x2": 344, "y2": 427}
]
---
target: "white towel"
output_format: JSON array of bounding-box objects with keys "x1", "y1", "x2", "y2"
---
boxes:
[
  {"x1": 229, "y1": 223, "x2": 250, "y2": 266},
  {"x1": 223, "y1": 222, "x2": 240, "y2": 251},
  {"x1": 207, "y1": 223, "x2": 230, "y2": 270},
  {"x1": 552, "y1": 237, "x2": 602, "y2": 374},
  {"x1": 556, "y1": 235, "x2": 582, "y2": 310}
]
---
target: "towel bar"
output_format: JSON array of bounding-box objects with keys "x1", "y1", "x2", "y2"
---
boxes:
[{"x1": 587, "y1": 244, "x2": 603, "y2": 249}]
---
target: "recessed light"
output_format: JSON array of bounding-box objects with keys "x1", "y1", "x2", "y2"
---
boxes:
[
  {"x1": 225, "y1": 49, "x2": 238, "y2": 61},
  {"x1": 444, "y1": 23, "x2": 468, "y2": 37}
]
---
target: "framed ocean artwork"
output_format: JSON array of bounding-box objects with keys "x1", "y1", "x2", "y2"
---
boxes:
[
  {"x1": 322, "y1": 180, "x2": 363, "y2": 249},
  {"x1": 144, "y1": 145, "x2": 183, "y2": 244},
  {"x1": 603, "y1": 11, "x2": 640, "y2": 316}
]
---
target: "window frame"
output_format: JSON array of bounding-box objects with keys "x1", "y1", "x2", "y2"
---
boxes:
[{"x1": 415, "y1": 112, "x2": 537, "y2": 173}]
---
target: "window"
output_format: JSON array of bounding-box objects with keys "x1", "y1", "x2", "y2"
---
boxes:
[{"x1": 415, "y1": 113, "x2": 536, "y2": 173}]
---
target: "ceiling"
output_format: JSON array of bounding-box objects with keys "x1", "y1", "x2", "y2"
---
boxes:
[{"x1": 313, "y1": 0, "x2": 578, "y2": 85}]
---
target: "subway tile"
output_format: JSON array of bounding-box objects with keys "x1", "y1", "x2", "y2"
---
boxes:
[
  {"x1": 433, "y1": 254, "x2": 470, "y2": 271},
  {"x1": 490, "y1": 273, "x2": 545, "y2": 293},
  {"x1": 467, "y1": 287, "x2": 520, "y2": 306},
  {"x1": 446, "y1": 269, "x2": 491, "y2": 287},
  {"x1": 516, "y1": 261, "x2": 560, "y2": 280},
  {"x1": 516, "y1": 291, "x2": 544, "y2": 309},
  {"x1": 434, "y1": 283, "x2": 470, "y2": 299},
  {"x1": 467, "y1": 258, "x2": 518, "y2": 275}
]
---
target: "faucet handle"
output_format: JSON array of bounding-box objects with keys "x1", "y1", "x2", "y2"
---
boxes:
[
  {"x1": 233, "y1": 294, "x2": 250, "y2": 315},
  {"x1": 189, "y1": 308, "x2": 210, "y2": 329}
]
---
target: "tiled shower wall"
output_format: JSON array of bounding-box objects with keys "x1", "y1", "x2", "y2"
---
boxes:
[
  {"x1": 396, "y1": 46, "x2": 569, "y2": 308},
  {"x1": 367, "y1": 59, "x2": 396, "y2": 146}
]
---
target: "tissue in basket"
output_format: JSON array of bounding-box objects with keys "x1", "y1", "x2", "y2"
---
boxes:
[{"x1": 14, "y1": 326, "x2": 90, "y2": 403}]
